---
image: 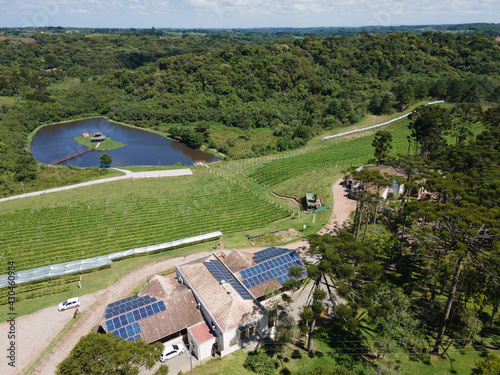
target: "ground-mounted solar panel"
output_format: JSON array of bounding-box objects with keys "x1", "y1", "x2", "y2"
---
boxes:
[{"x1": 204, "y1": 260, "x2": 253, "y2": 300}]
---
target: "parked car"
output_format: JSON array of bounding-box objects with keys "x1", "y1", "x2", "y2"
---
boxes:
[
  {"x1": 160, "y1": 343, "x2": 185, "y2": 362},
  {"x1": 58, "y1": 297, "x2": 81, "y2": 311}
]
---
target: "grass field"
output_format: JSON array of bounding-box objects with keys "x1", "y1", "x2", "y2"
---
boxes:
[
  {"x1": 189, "y1": 324, "x2": 499, "y2": 375},
  {"x1": 0, "y1": 168, "x2": 290, "y2": 272},
  {"x1": 245, "y1": 115, "x2": 412, "y2": 188},
  {"x1": 0, "y1": 105, "x2": 450, "y2": 280},
  {"x1": 0, "y1": 95, "x2": 18, "y2": 105}
]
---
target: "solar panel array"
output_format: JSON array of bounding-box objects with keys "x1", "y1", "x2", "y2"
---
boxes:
[
  {"x1": 104, "y1": 296, "x2": 166, "y2": 341},
  {"x1": 110, "y1": 322, "x2": 142, "y2": 341},
  {"x1": 241, "y1": 251, "x2": 306, "y2": 289},
  {"x1": 104, "y1": 295, "x2": 157, "y2": 320},
  {"x1": 253, "y1": 247, "x2": 291, "y2": 264},
  {"x1": 204, "y1": 260, "x2": 253, "y2": 300}
]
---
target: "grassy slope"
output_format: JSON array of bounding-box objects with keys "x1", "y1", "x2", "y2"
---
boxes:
[
  {"x1": 0, "y1": 95, "x2": 18, "y2": 105},
  {"x1": 0, "y1": 104, "x2": 462, "y2": 308},
  {"x1": 1, "y1": 102, "x2": 497, "y2": 374},
  {"x1": 0, "y1": 168, "x2": 290, "y2": 271}
]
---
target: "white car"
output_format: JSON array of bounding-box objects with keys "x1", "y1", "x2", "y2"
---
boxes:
[
  {"x1": 160, "y1": 343, "x2": 185, "y2": 362},
  {"x1": 58, "y1": 297, "x2": 81, "y2": 311}
]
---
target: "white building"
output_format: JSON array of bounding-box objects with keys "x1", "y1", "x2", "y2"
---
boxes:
[{"x1": 101, "y1": 248, "x2": 306, "y2": 363}]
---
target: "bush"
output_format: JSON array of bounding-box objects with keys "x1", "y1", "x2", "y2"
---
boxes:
[
  {"x1": 218, "y1": 143, "x2": 230, "y2": 155},
  {"x1": 153, "y1": 364, "x2": 169, "y2": 375},
  {"x1": 473, "y1": 355, "x2": 500, "y2": 375},
  {"x1": 243, "y1": 349, "x2": 276, "y2": 375}
]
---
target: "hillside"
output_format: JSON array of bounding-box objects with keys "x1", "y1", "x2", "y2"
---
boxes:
[{"x1": 0, "y1": 30, "x2": 499, "y2": 197}]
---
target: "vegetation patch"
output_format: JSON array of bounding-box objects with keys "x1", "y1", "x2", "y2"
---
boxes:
[
  {"x1": 248, "y1": 228, "x2": 301, "y2": 246},
  {"x1": 0, "y1": 169, "x2": 290, "y2": 272},
  {"x1": 74, "y1": 135, "x2": 126, "y2": 151}
]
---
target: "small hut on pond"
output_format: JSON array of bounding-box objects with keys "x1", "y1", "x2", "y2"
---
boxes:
[{"x1": 91, "y1": 132, "x2": 106, "y2": 142}]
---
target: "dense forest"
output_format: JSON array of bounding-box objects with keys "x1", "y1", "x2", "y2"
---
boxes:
[{"x1": 0, "y1": 28, "x2": 499, "y2": 196}]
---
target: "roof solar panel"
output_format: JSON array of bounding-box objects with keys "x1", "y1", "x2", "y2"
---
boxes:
[
  {"x1": 104, "y1": 295, "x2": 158, "y2": 320},
  {"x1": 204, "y1": 260, "x2": 253, "y2": 300},
  {"x1": 106, "y1": 319, "x2": 114, "y2": 331},
  {"x1": 106, "y1": 316, "x2": 144, "y2": 341},
  {"x1": 242, "y1": 251, "x2": 306, "y2": 289},
  {"x1": 253, "y1": 247, "x2": 291, "y2": 263}
]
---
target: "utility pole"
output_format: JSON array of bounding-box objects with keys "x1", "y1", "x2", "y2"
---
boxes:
[{"x1": 189, "y1": 342, "x2": 193, "y2": 375}]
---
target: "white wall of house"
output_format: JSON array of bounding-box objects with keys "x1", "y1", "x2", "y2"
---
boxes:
[
  {"x1": 220, "y1": 328, "x2": 240, "y2": 356},
  {"x1": 199, "y1": 338, "x2": 216, "y2": 360},
  {"x1": 187, "y1": 328, "x2": 216, "y2": 362},
  {"x1": 176, "y1": 265, "x2": 269, "y2": 357}
]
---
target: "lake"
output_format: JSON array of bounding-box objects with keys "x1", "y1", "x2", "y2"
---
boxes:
[{"x1": 30, "y1": 118, "x2": 218, "y2": 167}]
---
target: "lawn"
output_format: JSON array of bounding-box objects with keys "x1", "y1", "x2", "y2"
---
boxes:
[
  {"x1": 0, "y1": 95, "x2": 18, "y2": 105},
  {"x1": 0, "y1": 168, "x2": 290, "y2": 272},
  {"x1": 185, "y1": 321, "x2": 499, "y2": 375},
  {"x1": 0, "y1": 240, "x2": 216, "y2": 322},
  {"x1": 74, "y1": 135, "x2": 126, "y2": 151}
]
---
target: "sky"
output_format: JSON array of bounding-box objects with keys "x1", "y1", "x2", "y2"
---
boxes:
[{"x1": 0, "y1": 0, "x2": 498, "y2": 29}]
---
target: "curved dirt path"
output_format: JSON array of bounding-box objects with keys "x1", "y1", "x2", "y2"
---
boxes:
[
  {"x1": 2, "y1": 178, "x2": 356, "y2": 375},
  {"x1": 23, "y1": 252, "x2": 210, "y2": 375}
]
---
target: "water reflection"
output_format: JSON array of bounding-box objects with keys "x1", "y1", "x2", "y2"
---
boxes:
[{"x1": 30, "y1": 118, "x2": 217, "y2": 167}]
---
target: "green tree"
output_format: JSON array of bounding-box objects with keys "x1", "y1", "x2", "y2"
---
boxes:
[
  {"x1": 57, "y1": 332, "x2": 162, "y2": 375},
  {"x1": 372, "y1": 130, "x2": 393, "y2": 165},
  {"x1": 372, "y1": 286, "x2": 422, "y2": 358},
  {"x1": 243, "y1": 348, "x2": 276, "y2": 375},
  {"x1": 299, "y1": 287, "x2": 327, "y2": 352},
  {"x1": 99, "y1": 153, "x2": 112, "y2": 166},
  {"x1": 409, "y1": 201, "x2": 498, "y2": 355},
  {"x1": 451, "y1": 103, "x2": 482, "y2": 144},
  {"x1": 473, "y1": 355, "x2": 500, "y2": 375},
  {"x1": 306, "y1": 232, "x2": 383, "y2": 342},
  {"x1": 153, "y1": 365, "x2": 169, "y2": 375},
  {"x1": 393, "y1": 80, "x2": 415, "y2": 111},
  {"x1": 408, "y1": 105, "x2": 451, "y2": 157},
  {"x1": 274, "y1": 313, "x2": 298, "y2": 354}
]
